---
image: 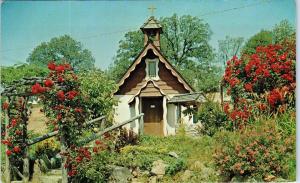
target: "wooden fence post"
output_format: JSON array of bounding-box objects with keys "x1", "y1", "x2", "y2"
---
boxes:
[
  {"x1": 61, "y1": 134, "x2": 68, "y2": 183},
  {"x1": 23, "y1": 97, "x2": 29, "y2": 183}
]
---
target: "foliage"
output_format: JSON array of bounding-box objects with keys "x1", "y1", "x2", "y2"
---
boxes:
[
  {"x1": 108, "y1": 14, "x2": 220, "y2": 92},
  {"x1": 196, "y1": 100, "x2": 227, "y2": 136},
  {"x1": 26, "y1": 35, "x2": 95, "y2": 71},
  {"x1": 241, "y1": 20, "x2": 295, "y2": 56},
  {"x1": 272, "y1": 20, "x2": 295, "y2": 44},
  {"x1": 213, "y1": 121, "x2": 295, "y2": 181},
  {"x1": 218, "y1": 36, "x2": 244, "y2": 67},
  {"x1": 223, "y1": 40, "x2": 295, "y2": 129},
  {"x1": 34, "y1": 137, "x2": 60, "y2": 160},
  {"x1": 241, "y1": 30, "x2": 272, "y2": 55},
  {"x1": 78, "y1": 69, "x2": 117, "y2": 120},
  {"x1": 75, "y1": 150, "x2": 114, "y2": 183},
  {"x1": 1, "y1": 98, "x2": 27, "y2": 170},
  {"x1": 0, "y1": 64, "x2": 49, "y2": 86}
]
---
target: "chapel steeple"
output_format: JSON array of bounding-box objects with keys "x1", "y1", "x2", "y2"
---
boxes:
[{"x1": 140, "y1": 16, "x2": 163, "y2": 50}]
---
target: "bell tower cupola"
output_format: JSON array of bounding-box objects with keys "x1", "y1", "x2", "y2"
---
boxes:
[{"x1": 140, "y1": 16, "x2": 163, "y2": 50}]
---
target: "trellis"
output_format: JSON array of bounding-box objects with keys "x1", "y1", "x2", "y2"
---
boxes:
[{"x1": 1, "y1": 77, "x2": 144, "y2": 183}]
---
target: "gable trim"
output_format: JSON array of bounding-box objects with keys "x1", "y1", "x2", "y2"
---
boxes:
[
  {"x1": 128, "y1": 80, "x2": 169, "y2": 104},
  {"x1": 116, "y1": 42, "x2": 194, "y2": 94}
]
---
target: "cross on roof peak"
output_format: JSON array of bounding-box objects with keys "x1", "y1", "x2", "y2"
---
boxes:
[{"x1": 148, "y1": 5, "x2": 156, "y2": 16}]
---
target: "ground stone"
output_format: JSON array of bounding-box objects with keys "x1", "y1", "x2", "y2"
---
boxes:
[
  {"x1": 168, "y1": 151, "x2": 179, "y2": 158},
  {"x1": 150, "y1": 160, "x2": 167, "y2": 177},
  {"x1": 148, "y1": 176, "x2": 157, "y2": 183},
  {"x1": 109, "y1": 166, "x2": 132, "y2": 183}
]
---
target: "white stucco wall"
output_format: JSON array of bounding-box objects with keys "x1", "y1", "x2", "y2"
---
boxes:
[{"x1": 114, "y1": 95, "x2": 137, "y2": 131}]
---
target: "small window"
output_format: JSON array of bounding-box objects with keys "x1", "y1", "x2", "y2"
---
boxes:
[
  {"x1": 146, "y1": 58, "x2": 159, "y2": 79},
  {"x1": 148, "y1": 61, "x2": 156, "y2": 77}
]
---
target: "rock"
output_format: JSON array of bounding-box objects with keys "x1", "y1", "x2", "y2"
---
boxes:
[
  {"x1": 168, "y1": 151, "x2": 179, "y2": 158},
  {"x1": 264, "y1": 175, "x2": 276, "y2": 182},
  {"x1": 109, "y1": 166, "x2": 132, "y2": 183},
  {"x1": 149, "y1": 176, "x2": 157, "y2": 183},
  {"x1": 181, "y1": 170, "x2": 193, "y2": 182},
  {"x1": 150, "y1": 160, "x2": 167, "y2": 177},
  {"x1": 141, "y1": 170, "x2": 150, "y2": 177}
]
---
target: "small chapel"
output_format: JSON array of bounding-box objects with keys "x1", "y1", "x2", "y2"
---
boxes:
[{"x1": 114, "y1": 15, "x2": 204, "y2": 136}]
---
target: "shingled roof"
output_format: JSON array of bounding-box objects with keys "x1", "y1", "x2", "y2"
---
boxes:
[
  {"x1": 140, "y1": 16, "x2": 162, "y2": 31},
  {"x1": 168, "y1": 92, "x2": 206, "y2": 105}
]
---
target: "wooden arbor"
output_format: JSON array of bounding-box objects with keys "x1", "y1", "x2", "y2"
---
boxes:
[{"x1": 1, "y1": 77, "x2": 144, "y2": 183}]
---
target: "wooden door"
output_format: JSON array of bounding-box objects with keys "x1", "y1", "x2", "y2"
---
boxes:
[{"x1": 142, "y1": 97, "x2": 163, "y2": 136}]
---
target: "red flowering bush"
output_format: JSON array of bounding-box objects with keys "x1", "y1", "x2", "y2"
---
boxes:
[
  {"x1": 1, "y1": 97, "x2": 28, "y2": 169},
  {"x1": 214, "y1": 121, "x2": 295, "y2": 181},
  {"x1": 223, "y1": 40, "x2": 295, "y2": 128}
]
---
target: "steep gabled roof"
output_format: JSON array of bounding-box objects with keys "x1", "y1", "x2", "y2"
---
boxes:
[
  {"x1": 116, "y1": 42, "x2": 194, "y2": 93},
  {"x1": 140, "y1": 16, "x2": 162, "y2": 30}
]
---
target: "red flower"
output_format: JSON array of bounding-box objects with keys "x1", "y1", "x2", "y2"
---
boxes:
[
  {"x1": 229, "y1": 78, "x2": 240, "y2": 87},
  {"x1": 223, "y1": 103, "x2": 230, "y2": 114},
  {"x1": 281, "y1": 73, "x2": 294, "y2": 82},
  {"x1": 75, "y1": 156, "x2": 83, "y2": 163},
  {"x1": 57, "y1": 114, "x2": 62, "y2": 121},
  {"x1": 279, "y1": 53, "x2": 287, "y2": 60},
  {"x1": 32, "y1": 83, "x2": 46, "y2": 94},
  {"x1": 15, "y1": 130, "x2": 22, "y2": 135},
  {"x1": 58, "y1": 76, "x2": 64, "y2": 83},
  {"x1": 13, "y1": 146, "x2": 21, "y2": 153},
  {"x1": 64, "y1": 64, "x2": 72, "y2": 70},
  {"x1": 57, "y1": 90, "x2": 65, "y2": 101},
  {"x1": 55, "y1": 65, "x2": 65, "y2": 73},
  {"x1": 66, "y1": 91, "x2": 77, "y2": 100},
  {"x1": 44, "y1": 79, "x2": 54, "y2": 87},
  {"x1": 263, "y1": 69, "x2": 270, "y2": 77},
  {"x1": 2, "y1": 102, "x2": 9, "y2": 110},
  {"x1": 68, "y1": 170, "x2": 77, "y2": 177},
  {"x1": 95, "y1": 140, "x2": 102, "y2": 145},
  {"x1": 93, "y1": 147, "x2": 99, "y2": 153},
  {"x1": 75, "y1": 108, "x2": 82, "y2": 113},
  {"x1": 6, "y1": 150, "x2": 12, "y2": 156},
  {"x1": 48, "y1": 62, "x2": 56, "y2": 70},
  {"x1": 267, "y1": 89, "x2": 283, "y2": 107},
  {"x1": 244, "y1": 83, "x2": 253, "y2": 92},
  {"x1": 257, "y1": 103, "x2": 267, "y2": 111},
  {"x1": 11, "y1": 119, "x2": 17, "y2": 127}
]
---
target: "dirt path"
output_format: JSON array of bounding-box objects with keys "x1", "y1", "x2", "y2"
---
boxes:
[{"x1": 28, "y1": 105, "x2": 48, "y2": 134}]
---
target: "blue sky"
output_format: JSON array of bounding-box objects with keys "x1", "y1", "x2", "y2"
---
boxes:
[{"x1": 0, "y1": 0, "x2": 296, "y2": 69}]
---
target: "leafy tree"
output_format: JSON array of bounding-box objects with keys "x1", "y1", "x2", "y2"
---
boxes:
[
  {"x1": 241, "y1": 20, "x2": 295, "y2": 56},
  {"x1": 27, "y1": 35, "x2": 95, "y2": 71},
  {"x1": 1, "y1": 64, "x2": 49, "y2": 85},
  {"x1": 108, "y1": 14, "x2": 219, "y2": 92},
  {"x1": 272, "y1": 19, "x2": 295, "y2": 44},
  {"x1": 218, "y1": 36, "x2": 244, "y2": 67},
  {"x1": 241, "y1": 30, "x2": 272, "y2": 55},
  {"x1": 79, "y1": 70, "x2": 117, "y2": 120}
]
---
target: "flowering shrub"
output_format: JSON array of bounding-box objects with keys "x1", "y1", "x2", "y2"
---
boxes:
[
  {"x1": 223, "y1": 40, "x2": 295, "y2": 128},
  {"x1": 1, "y1": 97, "x2": 28, "y2": 169},
  {"x1": 213, "y1": 121, "x2": 295, "y2": 181}
]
